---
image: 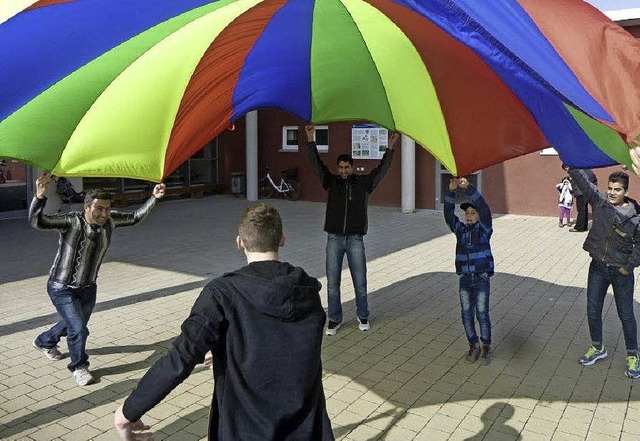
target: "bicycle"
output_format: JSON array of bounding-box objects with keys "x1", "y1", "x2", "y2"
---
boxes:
[{"x1": 258, "y1": 167, "x2": 302, "y2": 201}]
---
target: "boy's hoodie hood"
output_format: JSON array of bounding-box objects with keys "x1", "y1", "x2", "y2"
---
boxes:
[{"x1": 225, "y1": 260, "x2": 322, "y2": 322}]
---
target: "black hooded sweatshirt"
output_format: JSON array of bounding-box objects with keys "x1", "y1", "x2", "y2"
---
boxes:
[{"x1": 122, "y1": 260, "x2": 334, "y2": 440}]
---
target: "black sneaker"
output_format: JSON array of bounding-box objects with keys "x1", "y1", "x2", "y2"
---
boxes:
[{"x1": 326, "y1": 321, "x2": 341, "y2": 336}]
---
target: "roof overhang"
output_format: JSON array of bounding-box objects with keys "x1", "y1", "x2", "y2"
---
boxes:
[{"x1": 605, "y1": 8, "x2": 640, "y2": 26}]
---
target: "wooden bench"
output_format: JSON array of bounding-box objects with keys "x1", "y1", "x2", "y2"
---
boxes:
[
  {"x1": 163, "y1": 184, "x2": 228, "y2": 199},
  {"x1": 111, "y1": 184, "x2": 228, "y2": 207},
  {"x1": 112, "y1": 189, "x2": 150, "y2": 207}
]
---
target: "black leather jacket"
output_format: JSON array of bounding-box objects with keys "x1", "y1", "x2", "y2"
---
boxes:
[
  {"x1": 29, "y1": 196, "x2": 157, "y2": 287},
  {"x1": 306, "y1": 142, "x2": 394, "y2": 235},
  {"x1": 569, "y1": 169, "x2": 640, "y2": 273}
]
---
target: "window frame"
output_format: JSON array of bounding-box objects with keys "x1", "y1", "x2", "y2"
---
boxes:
[{"x1": 280, "y1": 125, "x2": 329, "y2": 153}]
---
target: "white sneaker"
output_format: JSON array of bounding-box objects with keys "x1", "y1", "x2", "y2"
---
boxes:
[
  {"x1": 73, "y1": 367, "x2": 95, "y2": 386},
  {"x1": 32, "y1": 339, "x2": 62, "y2": 361},
  {"x1": 357, "y1": 317, "x2": 370, "y2": 331},
  {"x1": 326, "y1": 321, "x2": 341, "y2": 336}
]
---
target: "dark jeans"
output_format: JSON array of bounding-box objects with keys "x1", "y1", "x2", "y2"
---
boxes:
[
  {"x1": 459, "y1": 272, "x2": 491, "y2": 345},
  {"x1": 574, "y1": 195, "x2": 588, "y2": 231},
  {"x1": 326, "y1": 233, "x2": 368, "y2": 324},
  {"x1": 586, "y1": 259, "x2": 637, "y2": 351},
  {"x1": 35, "y1": 280, "x2": 97, "y2": 372}
]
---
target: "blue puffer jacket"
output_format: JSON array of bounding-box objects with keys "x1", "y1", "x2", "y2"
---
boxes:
[
  {"x1": 569, "y1": 169, "x2": 640, "y2": 273},
  {"x1": 444, "y1": 185, "x2": 494, "y2": 276}
]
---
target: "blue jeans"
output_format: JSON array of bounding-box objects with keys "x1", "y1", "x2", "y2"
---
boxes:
[
  {"x1": 586, "y1": 259, "x2": 637, "y2": 351},
  {"x1": 35, "y1": 280, "x2": 97, "y2": 372},
  {"x1": 326, "y1": 233, "x2": 368, "y2": 324},
  {"x1": 459, "y1": 272, "x2": 491, "y2": 345}
]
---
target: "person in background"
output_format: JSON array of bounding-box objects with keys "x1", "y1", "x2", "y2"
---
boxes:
[
  {"x1": 562, "y1": 164, "x2": 597, "y2": 232},
  {"x1": 444, "y1": 177, "x2": 495, "y2": 364},
  {"x1": 30, "y1": 174, "x2": 165, "y2": 386},
  {"x1": 114, "y1": 203, "x2": 334, "y2": 441},
  {"x1": 556, "y1": 176, "x2": 573, "y2": 228}
]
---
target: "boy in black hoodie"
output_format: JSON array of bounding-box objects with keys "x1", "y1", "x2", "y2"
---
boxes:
[{"x1": 115, "y1": 203, "x2": 334, "y2": 440}]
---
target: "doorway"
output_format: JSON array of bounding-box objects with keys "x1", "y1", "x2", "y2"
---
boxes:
[{"x1": 434, "y1": 162, "x2": 481, "y2": 210}]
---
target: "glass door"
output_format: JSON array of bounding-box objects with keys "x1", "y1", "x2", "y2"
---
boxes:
[
  {"x1": 434, "y1": 162, "x2": 481, "y2": 210},
  {"x1": 0, "y1": 160, "x2": 31, "y2": 216}
]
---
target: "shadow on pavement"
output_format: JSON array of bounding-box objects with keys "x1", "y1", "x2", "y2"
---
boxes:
[
  {"x1": 0, "y1": 280, "x2": 206, "y2": 337},
  {"x1": 1, "y1": 270, "x2": 631, "y2": 440}
]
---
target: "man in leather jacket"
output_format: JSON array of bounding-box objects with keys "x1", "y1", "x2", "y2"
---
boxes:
[{"x1": 30, "y1": 174, "x2": 165, "y2": 386}]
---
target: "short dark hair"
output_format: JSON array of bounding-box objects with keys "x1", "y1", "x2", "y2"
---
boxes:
[
  {"x1": 238, "y1": 203, "x2": 282, "y2": 252},
  {"x1": 608, "y1": 171, "x2": 629, "y2": 191},
  {"x1": 84, "y1": 188, "x2": 112, "y2": 206},
  {"x1": 460, "y1": 202, "x2": 477, "y2": 212},
  {"x1": 336, "y1": 154, "x2": 353, "y2": 166}
]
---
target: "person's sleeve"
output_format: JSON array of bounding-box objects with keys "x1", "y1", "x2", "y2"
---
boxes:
[
  {"x1": 306, "y1": 141, "x2": 332, "y2": 190},
  {"x1": 466, "y1": 185, "x2": 493, "y2": 235},
  {"x1": 569, "y1": 169, "x2": 602, "y2": 206},
  {"x1": 367, "y1": 149, "x2": 395, "y2": 192},
  {"x1": 555, "y1": 183, "x2": 562, "y2": 193},
  {"x1": 110, "y1": 195, "x2": 157, "y2": 228},
  {"x1": 443, "y1": 191, "x2": 461, "y2": 234},
  {"x1": 624, "y1": 225, "x2": 640, "y2": 273},
  {"x1": 28, "y1": 197, "x2": 72, "y2": 230},
  {"x1": 121, "y1": 285, "x2": 227, "y2": 422}
]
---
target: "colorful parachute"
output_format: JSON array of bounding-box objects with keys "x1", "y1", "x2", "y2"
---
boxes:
[{"x1": 1, "y1": 0, "x2": 640, "y2": 181}]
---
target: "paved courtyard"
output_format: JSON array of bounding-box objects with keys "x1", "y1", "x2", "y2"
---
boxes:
[{"x1": 1, "y1": 195, "x2": 640, "y2": 440}]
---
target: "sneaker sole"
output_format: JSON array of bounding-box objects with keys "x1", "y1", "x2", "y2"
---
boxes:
[
  {"x1": 32, "y1": 340, "x2": 62, "y2": 361},
  {"x1": 579, "y1": 351, "x2": 608, "y2": 366},
  {"x1": 625, "y1": 371, "x2": 640, "y2": 379},
  {"x1": 326, "y1": 324, "x2": 341, "y2": 336},
  {"x1": 75, "y1": 377, "x2": 95, "y2": 386}
]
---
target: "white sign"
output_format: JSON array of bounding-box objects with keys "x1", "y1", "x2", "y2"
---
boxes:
[{"x1": 351, "y1": 124, "x2": 388, "y2": 160}]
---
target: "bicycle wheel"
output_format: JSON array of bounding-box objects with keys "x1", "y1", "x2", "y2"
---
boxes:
[
  {"x1": 284, "y1": 180, "x2": 302, "y2": 201},
  {"x1": 258, "y1": 178, "x2": 274, "y2": 199}
]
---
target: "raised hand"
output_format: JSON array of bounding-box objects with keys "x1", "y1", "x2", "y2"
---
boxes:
[
  {"x1": 35, "y1": 174, "x2": 53, "y2": 199},
  {"x1": 388, "y1": 132, "x2": 400, "y2": 150},
  {"x1": 152, "y1": 183, "x2": 166, "y2": 199},
  {"x1": 305, "y1": 125, "x2": 315, "y2": 142},
  {"x1": 448, "y1": 177, "x2": 458, "y2": 192}
]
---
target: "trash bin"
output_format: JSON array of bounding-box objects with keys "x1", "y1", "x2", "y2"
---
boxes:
[{"x1": 231, "y1": 172, "x2": 245, "y2": 194}]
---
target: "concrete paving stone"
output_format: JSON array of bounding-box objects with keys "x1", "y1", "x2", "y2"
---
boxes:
[
  {"x1": 585, "y1": 431, "x2": 619, "y2": 441},
  {"x1": 623, "y1": 417, "x2": 640, "y2": 435},
  {"x1": 424, "y1": 412, "x2": 461, "y2": 433},
  {"x1": 28, "y1": 423, "x2": 71, "y2": 441},
  {"x1": 59, "y1": 425, "x2": 103, "y2": 440},
  {"x1": 345, "y1": 422, "x2": 381, "y2": 440},
  {"x1": 382, "y1": 424, "x2": 422, "y2": 440}
]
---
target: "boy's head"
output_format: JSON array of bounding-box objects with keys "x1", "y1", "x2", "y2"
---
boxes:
[
  {"x1": 607, "y1": 171, "x2": 629, "y2": 207},
  {"x1": 460, "y1": 202, "x2": 479, "y2": 225},
  {"x1": 336, "y1": 154, "x2": 354, "y2": 180},
  {"x1": 237, "y1": 203, "x2": 283, "y2": 253}
]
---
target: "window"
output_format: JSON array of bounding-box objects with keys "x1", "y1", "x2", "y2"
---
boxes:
[
  {"x1": 280, "y1": 126, "x2": 329, "y2": 153},
  {"x1": 315, "y1": 126, "x2": 329, "y2": 153},
  {"x1": 281, "y1": 126, "x2": 299, "y2": 152}
]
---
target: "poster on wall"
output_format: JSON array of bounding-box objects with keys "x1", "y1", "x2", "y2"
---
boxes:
[{"x1": 351, "y1": 124, "x2": 388, "y2": 160}]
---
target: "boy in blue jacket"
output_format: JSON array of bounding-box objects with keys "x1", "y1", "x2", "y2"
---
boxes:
[{"x1": 444, "y1": 177, "x2": 495, "y2": 363}]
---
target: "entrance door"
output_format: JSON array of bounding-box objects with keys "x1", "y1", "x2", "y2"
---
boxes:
[{"x1": 434, "y1": 162, "x2": 481, "y2": 210}]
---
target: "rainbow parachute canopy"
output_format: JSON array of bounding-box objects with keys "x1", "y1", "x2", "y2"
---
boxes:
[{"x1": 1, "y1": 0, "x2": 640, "y2": 181}]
